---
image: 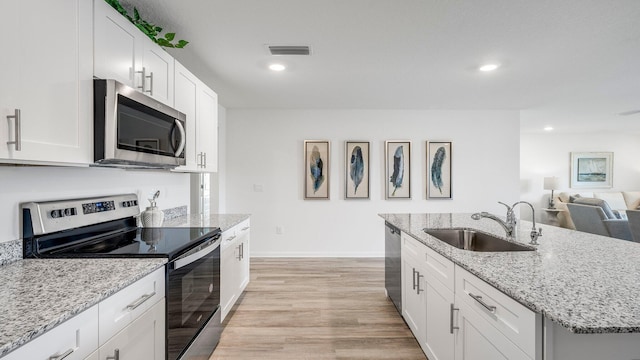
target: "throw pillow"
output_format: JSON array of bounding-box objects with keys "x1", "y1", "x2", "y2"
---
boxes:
[{"x1": 569, "y1": 194, "x2": 582, "y2": 203}]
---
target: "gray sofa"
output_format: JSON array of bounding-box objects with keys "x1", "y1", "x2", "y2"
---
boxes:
[{"x1": 566, "y1": 198, "x2": 633, "y2": 241}]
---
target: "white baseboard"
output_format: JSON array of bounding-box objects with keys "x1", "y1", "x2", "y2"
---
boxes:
[{"x1": 250, "y1": 251, "x2": 384, "y2": 258}]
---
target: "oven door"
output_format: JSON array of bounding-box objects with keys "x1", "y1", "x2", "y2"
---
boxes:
[{"x1": 167, "y1": 237, "x2": 220, "y2": 360}]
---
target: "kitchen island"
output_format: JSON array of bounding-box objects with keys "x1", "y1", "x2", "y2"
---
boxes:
[{"x1": 381, "y1": 213, "x2": 640, "y2": 360}]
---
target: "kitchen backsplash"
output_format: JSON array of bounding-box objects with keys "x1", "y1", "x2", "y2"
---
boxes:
[{"x1": 164, "y1": 205, "x2": 188, "y2": 220}]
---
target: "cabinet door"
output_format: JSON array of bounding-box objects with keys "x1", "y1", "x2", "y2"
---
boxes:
[
  {"x1": 0, "y1": 0, "x2": 93, "y2": 164},
  {"x1": 94, "y1": 0, "x2": 140, "y2": 87},
  {"x1": 173, "y1": 61, "x2": 199, "y2": 171},
  {"x1": 424, "y1": 273, "x2": 455, "y2": 360},
  {"x1": 0, "y1": 1, "x2": 18, "y2": 159},
  {"x1": 98, "y1": 299, "x2": 165, "y2": 360},
  {"x1": 237, "y1": 221, "x2": 251, "y2": 292},
  {"x1": 141, "y1": 37, "x2": 174, "y2": 106},
  {"x1": 401, "y1": 258, "x2": 426, "y2": 345},
  {"x1": 196, "y1": 84, "x2": 218, "y2": 172},
  {"x1": 454, "y1": 300, "x2": 531, "y2": 360},
  {"x1": 220, "y1": 229, "x2": 239, "y2": 321}
]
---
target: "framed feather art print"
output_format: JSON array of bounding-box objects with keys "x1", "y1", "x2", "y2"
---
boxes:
[
  {"x1": 345, "y1": 141, "x2": 370, "y2": 199},
  {"x1": 304, "y1": 140, "x2": 330, "y2": 199},
  {"x1": 385, "y1": 140, "x2": 411, "y2": 199},
  {"x1": 427, "y1": 141, "x2": 452, "y2": 199}
]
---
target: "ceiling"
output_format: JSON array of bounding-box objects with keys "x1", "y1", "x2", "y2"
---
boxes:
[{"x1": 122, "y1": 0, "x2": 640, "y2": 133}]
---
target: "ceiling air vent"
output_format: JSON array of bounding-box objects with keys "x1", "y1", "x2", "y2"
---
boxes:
[{"x1": 268, "y1": 45, "x2": 311, "y2": 56}]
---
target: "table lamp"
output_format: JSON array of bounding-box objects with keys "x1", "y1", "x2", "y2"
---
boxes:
[{"x1": 543, "y1": 176, "x2": 560, "y2": 209}]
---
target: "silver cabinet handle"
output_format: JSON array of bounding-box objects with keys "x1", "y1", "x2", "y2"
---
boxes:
[
  {"x1": 236, "y1": 244, "x2": 242, "y2": 261},
  {"x1": 450, "y1": 303, "x2": 459, "y2": 334},
  {"x1": 174, "y1": 119, "x2": 186, "y2": 157},
  {"x1": 226, "y1": 235, "x2": 236, "y2": 242},
  {"x1": 106, "y1": 349, "x2": 120, "y2": 360},
  {"x1": 136, "y1": 67, "x2": 146, "y2": 92},
  {"x1": 241, "y1": 242, "x2": 244, "y2": 260},
  {"x1": 126, "y1": 291, "x2": 156, "y2": 311},
  {"x1": 412, "y1": 268, "x2": 417, "y2": 290},
  {"x1": 416, "y1": 272, "x2": 424, "y2": 294},
  {"x1": 6, "y1": 109, "x2": 21, "y2": 151},
  {"x1": 203, "y1": 152, "x2": 207, "y2": 168},
  {"x1": 469, "y1": 293, "x2": 497, "y2": 313},
  {"x1": 49, "y1": 348, "x2": 74, "y2": 360},
  {"x1": 241, "y1": 227, "x2": 250, "y2": 231},
  {"x1": 146, "y1": 71, "x2": 153, "y2": 95}
]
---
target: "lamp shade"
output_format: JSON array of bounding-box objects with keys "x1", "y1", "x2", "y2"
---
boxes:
[{"x1": 543, "y1": 176, "x2": 560, "y2": 190}]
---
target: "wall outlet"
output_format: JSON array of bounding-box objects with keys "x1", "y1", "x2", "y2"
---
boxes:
[
  {"x1": 253, "y1": 184, "x2": 263, "y2": 192},
  {"x1": 276, "y1": 226, "x2": 283, "y2": 235}
]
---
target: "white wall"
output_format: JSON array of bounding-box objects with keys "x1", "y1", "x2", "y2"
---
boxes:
[
  {"x1": 520, "y1": 132, "x2": 640, "y2": 222},
  {"x1": 0, "y1": 167, "x2": 190, "y2": 243},
  {"x1": 225, "y1": 109, "x2": 520, "y2": 257}
]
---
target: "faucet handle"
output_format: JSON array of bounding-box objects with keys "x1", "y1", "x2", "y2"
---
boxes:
[
  {"x1": 529, "y1": 227, "x2": 542, "y2": 245},
  {"x1": 498, "y1": 201, "x2": 511, "y2": 210}
]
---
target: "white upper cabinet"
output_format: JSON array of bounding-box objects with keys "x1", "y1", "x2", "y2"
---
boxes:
[
  {"x1": 0, "y1": 0, "x2": 93, "y2": 165},
  {"x1": 197, "y1": 84, "x2": 218, "y2": 172},
  {"x1": 94, "y1": 0, "x2": 174, "y2": 106},
  {"x1": 173, "y1": 61, "x2": 218, "y2": 173}
]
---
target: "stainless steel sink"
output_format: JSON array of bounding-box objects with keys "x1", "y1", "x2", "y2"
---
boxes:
[{"x1": 423, "y1": 228, "x2": 535, "y2": 252}]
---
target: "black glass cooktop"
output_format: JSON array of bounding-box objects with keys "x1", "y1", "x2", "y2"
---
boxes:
[{"x1": 42, "y1": 227, "x2": 220, "y2": 260}]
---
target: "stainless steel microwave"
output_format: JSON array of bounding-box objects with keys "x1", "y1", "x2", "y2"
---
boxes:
[{"x1": 94, "y1": 79, "x2": 186, "y2": 168}]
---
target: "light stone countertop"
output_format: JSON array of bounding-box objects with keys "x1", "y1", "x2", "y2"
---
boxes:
[
  {"x1": 0, "y1": 258, "x2": 167, "y2": 357},
  {"x1": 162, "y1": 213, "x2": 250, "y2": 232},
  {"x1": 380, "y1": 213, "x2": 640, "y2": 334}
]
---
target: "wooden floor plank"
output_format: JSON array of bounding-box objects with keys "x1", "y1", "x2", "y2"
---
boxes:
[{"x1": 210, "y1": 258, "x2": 427, "y2": 360}]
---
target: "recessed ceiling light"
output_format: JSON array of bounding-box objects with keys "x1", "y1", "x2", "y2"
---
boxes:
[
  {"x1": 479, "y1": 64, "x2": 500, "y2": 72},
  {"x1": 269, "y1": 63, "x2": 286, "y2": 71},
  {"x1": 544, "y1": 126, "x2": 554, "y2": 131}
]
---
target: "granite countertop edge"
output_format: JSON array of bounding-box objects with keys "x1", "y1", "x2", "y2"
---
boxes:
[
  {"x1": 380, "y1": 213, "x2": 640, "y2": 335},
  {"x1": 162, "y1": 213, "x2": 250, "y2": 231},
  {"x1": 0, "y1": 258, "x2": 167, "y2": 357}
]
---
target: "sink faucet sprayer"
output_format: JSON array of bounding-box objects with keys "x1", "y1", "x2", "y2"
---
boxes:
[{"x1": 471, "y1": 201, "x2": 542, "y2": 245}]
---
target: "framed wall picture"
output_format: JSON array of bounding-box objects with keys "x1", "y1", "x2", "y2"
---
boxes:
[
  {"x1": 385, "y1": 140, "x2": 411, "y2": 199},
  {"x1": 570, "y1": 152, "x2": 613, "y2": 189},
  {"x1": 345, "y1": 141, "x2": 370, "y2": 199},
  {"x1": 427, "y1": 141, "x2": 452, "y2": 199},
  {"x1": 304, "y1": 140, "x2": 330, "y2": 199}
]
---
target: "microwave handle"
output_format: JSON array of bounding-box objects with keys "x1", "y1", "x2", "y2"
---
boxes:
[{"x1": 174, "y1": 119, "x2": 186, "y2": 157}]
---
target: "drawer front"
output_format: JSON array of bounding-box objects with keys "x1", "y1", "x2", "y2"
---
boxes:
[
  {"x1": 98, "y1": 267, "x2": 165, "y2": 345},
  {"x1": 424, "y1": 246, "x2": 455, "y2": 292},
  {"x1": 237, "y1": 219, "x2": 250, "y2": 236},
  {"x1": 455, "y1": 265, "x2": 538, "y2": 357},
  {"x1": 401, "y1": 232, "x2": 426, "y2": 261},
  {"x1": 2, "y1": 304, "x2": 98, "y2": 360}
]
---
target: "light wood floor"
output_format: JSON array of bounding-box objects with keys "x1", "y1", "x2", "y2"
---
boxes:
[{"x1": 210, "y1": 258, "x2": 427, "y2": 360}]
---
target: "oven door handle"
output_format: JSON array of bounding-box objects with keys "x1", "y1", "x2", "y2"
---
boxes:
[{"x1": 173, "y1": 238, "x2": 220, "y2": 270}]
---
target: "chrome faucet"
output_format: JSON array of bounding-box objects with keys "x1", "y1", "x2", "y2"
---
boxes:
[{"x1": 472, "y1": 201, "x2": 543, "y2": 245}]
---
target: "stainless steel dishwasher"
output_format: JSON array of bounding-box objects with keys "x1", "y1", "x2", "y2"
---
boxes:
[{"x1": 385, "y1": 221, "x2": 402, "y2": 314}]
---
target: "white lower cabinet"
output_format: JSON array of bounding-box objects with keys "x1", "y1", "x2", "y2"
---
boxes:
[
  {"x1": 220, "y1": 219, "x2": 251, "y2": 321},
  {"x1": 454, "y1": 299, "x2": 531, "y2": 360},
  {"x1": 98, "y1": 300, "x2": 165, "y2": 360},
  {"x1": 2, "y1": 267, "x2": 165, "y2": 360},
  {"x1": 400, "y1": 231, "x2": 540, "y2": 360},
  {"x1": 424, "y1": 273, "x2": 455, "y2": 360},
  {"x1": 401, "y1": 243, "x2": 426, "y2": 346}
]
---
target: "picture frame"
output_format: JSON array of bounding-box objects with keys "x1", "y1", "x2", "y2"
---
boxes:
[
  {"x1": 345, "y1": 141, "x2": 370, "y2": 199},
  {"x1": 385, "y1": 140, "x2": 411, "y2": 199},
  {"x1": 304, "y1": 140, "x2": 330, "y2": 199},
  {"x1": 570, "y1": 152, "x2": 613, "y2": 189},
  {"x1": 427, "y1": 141, "x2": 452, "y2": 199}
]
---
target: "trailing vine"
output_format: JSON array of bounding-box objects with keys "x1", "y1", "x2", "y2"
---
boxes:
[{"x1": 105, "y1": 0, "x2": 189, "y2": 48}]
